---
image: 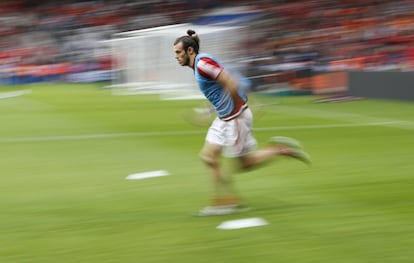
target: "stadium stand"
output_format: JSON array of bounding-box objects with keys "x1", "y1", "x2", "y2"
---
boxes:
[{"x1": 0, "y1": 0, "x2": 414, "y2": 87}]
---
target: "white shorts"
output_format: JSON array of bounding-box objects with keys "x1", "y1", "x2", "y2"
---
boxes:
[{"x1": 205, "y1": 108, "x2": 257, "y2": 158}]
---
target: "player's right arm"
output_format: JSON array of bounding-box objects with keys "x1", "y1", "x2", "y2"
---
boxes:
[
  {"x1": 215, "y1": 69, "x2": 240, "y2": 100},
  {"x1": 196, "y1": 57, "x2": 240, "y2": 99}
]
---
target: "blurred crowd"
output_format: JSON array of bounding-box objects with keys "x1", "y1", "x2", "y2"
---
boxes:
[
  {"x1": 1, "y1": 0, "x2": 414, "y2": 84},
  {"x1": 0, "y1": 0, "x2": 200, "y2": 67},
  {"x1": 248, "y1": 0, "x2": 414, "y2": 72}
]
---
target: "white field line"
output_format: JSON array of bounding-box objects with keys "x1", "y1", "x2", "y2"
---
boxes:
[
  {"x1": 0, "y1": 121, "x2": 408, "y2": 143},
  {"x1": 268, "y1": 106, "x2": 414, "y2": 130},
  {"x1": 0, "y1": 90, "x2": 32, "y2": 99}
]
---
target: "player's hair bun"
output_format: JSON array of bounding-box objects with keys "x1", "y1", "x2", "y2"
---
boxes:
[
  {"x1": 187, "y1": 29, "x2": 196, "y2": 36},
  {"x1": 185, "y1": 29, "x2": 200, "y2": 52}
]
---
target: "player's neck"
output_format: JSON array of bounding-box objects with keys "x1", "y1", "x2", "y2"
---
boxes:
[{"x1": 190, "y1": 55, "x2": 196, "y2": 70}]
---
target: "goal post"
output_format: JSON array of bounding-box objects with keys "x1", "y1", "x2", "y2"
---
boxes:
[{"x1": 107, "y1": 23, "x2": 247, "y2": 100}]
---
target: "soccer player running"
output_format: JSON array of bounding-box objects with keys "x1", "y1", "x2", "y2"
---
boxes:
[{"x1": 174, "y1": 30, "x2": 311, "y2": 216}]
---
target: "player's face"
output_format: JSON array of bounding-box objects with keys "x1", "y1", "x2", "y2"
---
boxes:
[{"x1": 174, "y1": 42, "x2": 190, "y2": 67}]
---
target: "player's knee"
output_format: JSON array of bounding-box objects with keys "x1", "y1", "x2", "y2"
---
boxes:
[
  {"x1": 199, "y1": 143, "x2": 222, "y2": 167},
  {"x1": 199, "y1": 151, "x2": 217, "y2": 167}
]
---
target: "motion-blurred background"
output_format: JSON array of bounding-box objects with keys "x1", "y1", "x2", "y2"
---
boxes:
[
  {"x1": 1, "y1": 0, "x2": 414, "y2": 97},
  {"x1": 2, "y1": 2, "x2": 414, "y2": 263}
]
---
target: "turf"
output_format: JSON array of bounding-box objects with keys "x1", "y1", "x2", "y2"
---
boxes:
[{"x1": 1, "y1": 83, "x2": 413, "y2": 263}]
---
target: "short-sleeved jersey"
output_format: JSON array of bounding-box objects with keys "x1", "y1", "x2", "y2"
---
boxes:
[{"x1": 194, "y1": 53, "x2": 250, "y2": 120}]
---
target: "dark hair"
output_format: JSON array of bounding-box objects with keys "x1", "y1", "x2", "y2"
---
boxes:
[{"x1": 174, "y1": 29, "x2": 200, "y2": 54}]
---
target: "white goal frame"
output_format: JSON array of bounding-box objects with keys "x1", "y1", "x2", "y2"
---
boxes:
[{"x1": 107, "y1": 23, "x2": 247, "y2": 100}]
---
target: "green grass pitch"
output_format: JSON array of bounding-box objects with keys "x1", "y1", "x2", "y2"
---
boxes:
[{"x1": 1, "y1": 83, "x2": 413, "y2": 263}]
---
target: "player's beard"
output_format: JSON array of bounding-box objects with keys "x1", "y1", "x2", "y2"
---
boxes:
[{"x1": 182, "y1": 52, "x2": 190, "y2": 66}]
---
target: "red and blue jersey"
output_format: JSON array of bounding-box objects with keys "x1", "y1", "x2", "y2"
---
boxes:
[{"x1": 194, "y1": 53, "x2": 250, "y2": 120}]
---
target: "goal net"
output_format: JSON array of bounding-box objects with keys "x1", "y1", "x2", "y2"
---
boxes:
[{"x1": 107, "y1": 23, "x2": 247, "y2": 100}]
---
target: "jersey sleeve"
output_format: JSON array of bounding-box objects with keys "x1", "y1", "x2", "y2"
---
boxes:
[{"x1": 196, "y1": 57, "x2": 224, "y2": 80}]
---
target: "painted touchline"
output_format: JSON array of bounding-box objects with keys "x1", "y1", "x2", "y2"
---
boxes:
[{"x1": 0, "y1": 121, "x2": 408, "y2": 143}]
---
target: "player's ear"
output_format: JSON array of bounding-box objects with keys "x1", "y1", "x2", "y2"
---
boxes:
[{"x1": 187, "y1": 46, "x2": 194, "y2": 54}]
